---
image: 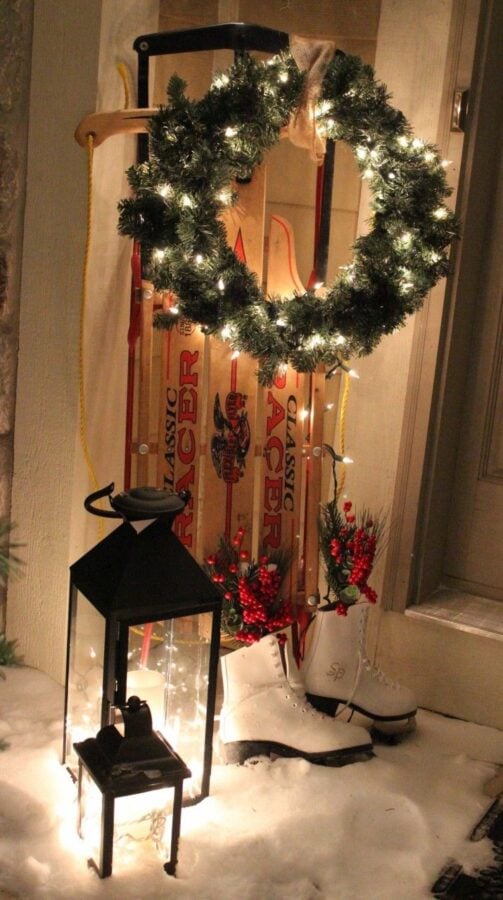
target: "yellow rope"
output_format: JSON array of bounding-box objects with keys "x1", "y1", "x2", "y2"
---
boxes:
[
  {"x1": 336, "y1": 370, "x2": 351, "y2": 502},
  {"x1": 116, "y1": 61, "x2": 132, "y2": 109},
  {"x1": 79, "y1": 135, "x2": 104, "y2": 538}
]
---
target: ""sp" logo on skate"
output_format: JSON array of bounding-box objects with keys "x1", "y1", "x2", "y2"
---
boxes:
[{"x1": 326, "y1": 662, "x2": 345, "y2": 681}]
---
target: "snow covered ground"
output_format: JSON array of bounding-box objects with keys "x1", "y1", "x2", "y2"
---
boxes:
[{"x1": 0, "y1": 665, "x2": 501, "y2": 899}]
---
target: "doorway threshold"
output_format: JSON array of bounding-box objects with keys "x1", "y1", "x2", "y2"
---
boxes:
[{"x1": 406, "y1": 588, "x2": 503, "y2": 641}]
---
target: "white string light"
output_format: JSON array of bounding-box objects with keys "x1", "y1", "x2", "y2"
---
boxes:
[
  {"x1": 307, "y1": 334, "x2": 324, "y2": 349},
  {"x1": 315, "y1": 100, "x2": 332, "y2": 117},
  {"x1": 213, "y1": 74, "x2": 230, "y2": 89},
  {"x1": 217, "y1": 189, "x2": 232, "y2": 205},
  {"x1": 329, "y1": 451, "x2": 354, "y2": 464}
]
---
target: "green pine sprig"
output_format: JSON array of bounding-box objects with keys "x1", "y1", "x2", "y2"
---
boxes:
[
  {"x1": 0, "y1": 633, "x2": 23, "y2": 673},
  {"x1": 0, "y1": 519, "x2": 23, "y2": 587}
]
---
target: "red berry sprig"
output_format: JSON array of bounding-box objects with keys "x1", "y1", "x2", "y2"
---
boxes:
[
  {"x1": 320, "y1": 499, "x2": 383, "y2": 613},
  {"x1": 205, "y1": 529, "x2": 293, "y2": 644}
]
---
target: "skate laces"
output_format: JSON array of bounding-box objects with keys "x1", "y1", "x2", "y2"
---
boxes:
[
  {"x1": 357, "y1": 608, "x2": 398, "y2": 689},
  {"x1": 286, "y1": 686, "x2": 329, "y2": 719},
  {"x1": 330, "y1": 606, "x2": 395, "y2": 717},
  {"x1": 273, "y1": 637, "x2": 330, "y2": 718},
  {"x1": 361, "y1": 654, "x2": 398, "y2": 688}
]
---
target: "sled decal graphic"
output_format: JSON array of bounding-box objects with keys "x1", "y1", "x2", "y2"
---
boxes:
[{"x1": 211, "y1": 391, "x2": 251, "y2": 483}]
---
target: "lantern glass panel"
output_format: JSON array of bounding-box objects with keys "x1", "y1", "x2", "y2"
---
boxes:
[
  {"x1": 125, "y1": 612, "x2": 213, "y2": 801},
  {"x1": 65, "y1": 590, "x2": 105, "y2": 765},
  {"x1": 79, "y1": 768, "x2": 173, "y2": 873},
  {"x1": 78, "y1": 767, "x2": 102, "y2": 862}
]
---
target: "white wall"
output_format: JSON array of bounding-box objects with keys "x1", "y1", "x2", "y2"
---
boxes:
[{"x1": 8, "y1": 0, "x2": 159, "y2": 683}]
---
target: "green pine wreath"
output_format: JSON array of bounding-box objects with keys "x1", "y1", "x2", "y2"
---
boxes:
[{"x1": 119, "y1": 50, "x2": 457, "y2": 384}]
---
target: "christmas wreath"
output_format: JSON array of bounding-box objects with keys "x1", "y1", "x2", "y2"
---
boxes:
[{"x1": 118, "y1": 48, "x2": 457, "y2": 384}]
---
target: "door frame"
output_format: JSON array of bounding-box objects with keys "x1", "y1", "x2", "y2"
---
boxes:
[{"x1": 383, "y1": 0, "x2": 502, "y2": 613}]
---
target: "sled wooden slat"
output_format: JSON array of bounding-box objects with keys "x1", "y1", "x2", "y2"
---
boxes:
[
  {"x1": 267, "y1": 215, "x2": 305, "y2": 296},
  {"x1": 259, "y1": 214, "x2": 308, "y2": 605},
  {"x1": 155, "y1": 293, "x2": 206, "y2": 556},
  {"x1": 303, "y1": 366, "x2": 325, "y2": 602},
  {"x1": 198, "y1": 166, "x2": 267, "y2": 558},
  {"x1": 222, "y1": 165, "x2": 267, "y2": 283}
]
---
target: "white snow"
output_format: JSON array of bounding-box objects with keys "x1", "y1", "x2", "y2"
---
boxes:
[{"x1": 0, "y1": 665, "x2": 501, "y2": 899}]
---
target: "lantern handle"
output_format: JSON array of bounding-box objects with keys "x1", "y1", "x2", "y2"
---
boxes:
[
  {"x1": 84, "y1": 484, "x2": 191, "y2": 520},
  {"x1": 84, "y1": 483, "x2": 122, "y2": 518}
]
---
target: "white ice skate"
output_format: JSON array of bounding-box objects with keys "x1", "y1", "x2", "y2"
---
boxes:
[
  {"x1": 219, "y1": 633, "x2": 373, "y2": 766},
  {"x1": 302, "y1": 604, "x2": 417, "y2": 739}
]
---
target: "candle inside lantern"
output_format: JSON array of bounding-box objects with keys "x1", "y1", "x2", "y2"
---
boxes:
[{"x1": 126, "y1": 668, "x2": 165, "y2": 730}]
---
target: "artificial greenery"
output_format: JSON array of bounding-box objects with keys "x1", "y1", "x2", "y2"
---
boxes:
[
  {"x1": 0, "y1": 633, "x2": 23, "y2": 676},
  {"x1": 0, "y1": 519, "x2": 24, "y2": 706},
  {"x1": 0, "y1": 518, "x2": 23, "y2": 587},
  {"x1": 119, "y1": 50, "x2": 457, "y2": 384}
]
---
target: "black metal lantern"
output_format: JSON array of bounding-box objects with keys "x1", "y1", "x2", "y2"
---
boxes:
[
  {"x1": 75, "y1": 695, "x2": 191, "y2": 878},
  {"x1": 63, "y1": 484, "x2": 222, "y2": 806}
]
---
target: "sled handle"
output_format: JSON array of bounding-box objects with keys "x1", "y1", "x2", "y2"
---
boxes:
[{"x1": 74, "y1": 108, "x2": 157, "y2": 148}]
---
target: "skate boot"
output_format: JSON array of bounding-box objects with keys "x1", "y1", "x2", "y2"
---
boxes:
[
  {"x1": 219, "y1": 633, "x2": 373, "y2": 767},
  {"x1": 302, "y1": 604, "x2": 417, "y2": 739}
]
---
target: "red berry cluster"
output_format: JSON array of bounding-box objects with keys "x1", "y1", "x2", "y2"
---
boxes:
[
  {"x1": 206, "y1": 529, "x2": 293, "y2": 644},
  {"x1": 322, "y1": 500, "x2": 382, "y2": 612}
]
